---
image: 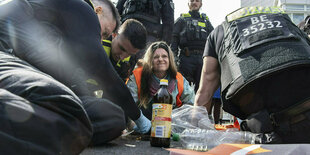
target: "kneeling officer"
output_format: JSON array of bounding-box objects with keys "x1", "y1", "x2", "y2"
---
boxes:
[{"x1": 195, "y1": 6, "x2": 310, "y2": 144}]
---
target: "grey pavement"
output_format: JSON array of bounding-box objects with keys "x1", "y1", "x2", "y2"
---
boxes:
[{"x1": 81, "y1": 134, "x2": 182, "y2": 155}]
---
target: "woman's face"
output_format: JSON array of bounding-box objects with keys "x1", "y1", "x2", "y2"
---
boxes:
[{"x1": 152, "y1": 48, "x2": 169, "y2": 74}]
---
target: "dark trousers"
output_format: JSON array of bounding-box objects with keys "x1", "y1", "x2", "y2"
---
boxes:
[
  {"x1": 80, "y1": 96, "x2": 126, "y2": 145},
  {"x1": 179, "y1": 54, "x2": 203, "y2": 92},
  {"x1": 0, "y1": 52, "x2": 92, "y2": 155}
]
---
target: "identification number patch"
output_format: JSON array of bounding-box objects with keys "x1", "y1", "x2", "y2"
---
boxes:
[
  {"x1": 235, "y1": 14, "x2": 295, "y2": 54},
  {"x1": 238, "y1": 14, "x2": 286, "y2": 37}
]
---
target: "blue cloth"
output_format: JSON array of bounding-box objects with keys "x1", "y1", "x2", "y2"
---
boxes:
[
  {"x1": 213, "y1": 87, "x2": 221, "y2": 99},
  {"x1": 133, "y1": 110, "x2": 151, "y2": 134}
]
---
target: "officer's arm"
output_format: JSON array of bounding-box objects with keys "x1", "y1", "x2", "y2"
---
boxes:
[
  {"x1": 206, "y1": 19, "x2": 214, "y2": 34},
  {"x1": 194, "y1": 56, "x2": 220, "y2": 114},
  {"x1": 170, "y1": 17, "x2": 183, "y2": 53},
  {"x1": 116, "y1": 0, "x2": 125, "y2": 15},
  {"x1": 161, "y1": 0, "x2": 174, "y2": 45}
]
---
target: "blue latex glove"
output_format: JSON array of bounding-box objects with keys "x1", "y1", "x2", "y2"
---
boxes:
[{"x1": 133, "y1": 110, "x2": 151, "y2": 134}]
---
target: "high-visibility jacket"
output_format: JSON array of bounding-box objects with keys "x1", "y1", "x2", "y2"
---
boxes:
[
  {"x1": 131, "y1": 67, "x2": 184, "y2": 107},
  {"x1": 102, "y1": 39, "x2": 134, "y2": 81}
]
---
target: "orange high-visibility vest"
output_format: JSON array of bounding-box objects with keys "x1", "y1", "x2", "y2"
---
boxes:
[{"x1": 130, "y1": 67, "x2": 184, "y2": 107}]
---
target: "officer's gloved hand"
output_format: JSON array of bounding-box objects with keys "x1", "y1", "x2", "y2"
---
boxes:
[{"x1": 133, "y1": 110, "x2": 151, "y2": 134}]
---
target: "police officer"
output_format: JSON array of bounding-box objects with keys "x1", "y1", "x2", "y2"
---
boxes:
[
  {"x1": 171, "y1": 0, "x2": 213, "y2": 92},
  {"x1": 101, "y1": 19, "x2": 147, "y2": 82},
  {"x1": 116, "y1": 0, "x2": 174, "y2": 59},
  {"x1": 298, "y1": 15, "x2": 310, "y2": 36},
  {"x1": 195, "y1": 6, "x2": 310, "y2": 143},
  {"x1": 0, "y1": 0, "x2": 93, "y2": 154},
  {"x1": 0, "y1": 0, "x2": 152, "y2": 148}
]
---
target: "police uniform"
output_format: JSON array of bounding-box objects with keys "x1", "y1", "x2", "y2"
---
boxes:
[
  {"x1": 116, "y1": 0, "x2": 174, "y2": 59},
  {"x1": 0, "y1": 0, "x2": 146, "y2": 146},
  {"x1": 171, "y1": 11, "x2": 214, "y2": 92},
  {"x1": 204, "y1": 6, "x2": 310, "y2": 143},
  {"x1": 298, "y1": 15, "x2": 310, "y2": 35},
  {"x1": 0, "y1": 0, "x2": 92, "y2": 154},
  {"x1": 102, "y1": 38, "x2": 136, "y2": 82}
]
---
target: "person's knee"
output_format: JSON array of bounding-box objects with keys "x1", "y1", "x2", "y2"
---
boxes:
[
  {"x1": 80, "y1": 97, "x2": 126, "y2": 145},
  {"x1": 0, "y1": 88, "x2": 92, "y2": 154}
]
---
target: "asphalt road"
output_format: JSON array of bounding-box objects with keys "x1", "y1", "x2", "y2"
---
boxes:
[{"x1": 81, "y1": 134, "x2": 182, "y2": 155}]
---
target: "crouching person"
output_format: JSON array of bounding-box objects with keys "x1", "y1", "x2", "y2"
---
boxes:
[{"x1": 0, "y1": 52, "x2": 92, "y2": 154}]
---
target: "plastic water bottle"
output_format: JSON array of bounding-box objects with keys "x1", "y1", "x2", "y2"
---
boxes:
[{"x1": 172, "y1": 128, "x2": 256, "y2": 151}]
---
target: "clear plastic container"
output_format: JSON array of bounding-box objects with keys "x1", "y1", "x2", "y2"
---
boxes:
[{"x1": 173, "y1": 128, "x2": 256, "y2": 151}]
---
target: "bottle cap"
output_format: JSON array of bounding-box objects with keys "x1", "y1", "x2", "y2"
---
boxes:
[
  {"x1": 172, "y1": 133, "x2": 180, "y2": 141},
  {"x1": 160, "y1": 79, "x2": 168, "y2": 86}
]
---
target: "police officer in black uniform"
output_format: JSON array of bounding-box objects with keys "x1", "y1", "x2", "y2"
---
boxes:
[
  {"x1": 101, "y1": 19, "x2": 147, "y2": 82},
  {"x1": 171, "y1": 0, "x2": 213, "y2": 92},
  {"x1": 0, "y1": 0, "x2": 93, "y2": 154},
  {"x1": 116, "y1": 0, "x2": 174, "y2": 59},
  {"x1": 298, "y1": 15, "x2": 310, "y2": 36},
  {"x1": 0, "y1": 0, "x2": 152, "y2": 149},
  {"x1": 195, "y1": 6, "x2": 310, "y2": 143}
]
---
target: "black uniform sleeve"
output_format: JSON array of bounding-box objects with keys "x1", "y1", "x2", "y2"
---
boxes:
[
  {"x1": 203, "y1": 25, "x2": 224, "y2": 59},
  {"x1": 170, "y1": 16, "x2": 184, "y2": 54},
  {"x1": 205, "y1": 18, "x2": 214, "y2": 35},
  {"x1": 116, "y1": 0, "x2": 126, "y2": 16},
  {"x1": 64, "y1": 3, "x2": 141, "y2": 120},
  {"x1": 161, "y1": 0, "x2": 174, "y2": 44},
  {"x1": 21, "y1": 0, "x2": 141, "y2": 120}
]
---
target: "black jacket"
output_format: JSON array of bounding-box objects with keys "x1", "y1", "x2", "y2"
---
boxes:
[{"x1": 116, "y1": 0, "x2": 174, "y2": 44}]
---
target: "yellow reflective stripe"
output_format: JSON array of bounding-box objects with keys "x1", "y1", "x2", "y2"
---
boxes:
[
  {"x1": 181, "y1": 13, "x2": 191, "y2": 17},
  {"x1": 102, "y1": 39, "x2": 111, "y2": 57},
  {"x1": 102, "y1": 39, "x2": 112, "y2": 44},
  {"x1": 122, "y1": 56, "x2": 131, "y2": 62},
  {"x1": 86, "y1": 79, "x2": 98, "y2": 86},
  {"x1": 226, "y1": 6, "x2": 285, "y2": 22},
  {"x1": 103, "y1": 46, "x2": 111, "y2": 57},
  {"x1": 116, "y1": 56, "x2": 130, "y2": 67},
  {"x1": 116, "y1": 61, "x2": 121, "y2": 67},
  {"x1": 88, "y1": 0, "x2": 95, "y2": 8},
  {"x1": 198, "y1": 22, "x2": 206, "y2": 27}
]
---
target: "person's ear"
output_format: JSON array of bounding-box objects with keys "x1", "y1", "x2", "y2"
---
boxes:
[{"x1": 95, "y1": 6, "x2": 103, "y2": 15}]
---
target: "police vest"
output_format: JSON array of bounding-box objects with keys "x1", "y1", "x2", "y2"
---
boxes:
[
  {"x1": 219, "y1": 6, "x2": 310, "y2": 118},
  {"x1": 131, "y1": 67, "x2": 184, "y2": 107},
  {"x1": 102, "y1": 40, "x2": 131, "y2": 67},
  {"x1": 102, "y1": 39, "x2": 132, "y2": 80},
  {"x1": 85, "y1": 0, "x2": 94, "y2": 9},
  {"x1": 121, "y1": 0, "x2": 162, "y2": 24},
  {"x1": 179, "y1": 12, "x2": 209, "y2": 49}
]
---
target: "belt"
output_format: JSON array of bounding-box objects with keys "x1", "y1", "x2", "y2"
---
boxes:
[
  {"x1": 182, "y1": 48, "x2": 204, "y2": 56},
  {"x1": 190, "y1": 49, "x2": 204, "y2": 55}
]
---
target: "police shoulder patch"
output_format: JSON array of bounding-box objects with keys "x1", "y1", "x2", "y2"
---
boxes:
[
  {"x1": 226, "y1": 6, "x2": 285, "y2": 22},
  {"x1": 181, "y1": 13, "x2": 191, "y2": 18},
  {"x1": 201, "y1": 13, "x2": 209, "y2": 20}
]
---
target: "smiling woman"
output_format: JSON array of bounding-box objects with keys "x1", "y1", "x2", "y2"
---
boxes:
[{"x1": 126, "y1": 41, "x2": 195, "y2": 120}]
